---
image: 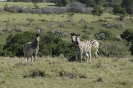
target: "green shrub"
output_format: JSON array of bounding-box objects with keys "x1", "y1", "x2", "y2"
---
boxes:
[
  {"x1": 92, "y1": 5, "x2": 103, "y2": 16},
  {"x1": 2, "y1": 32, "x2": 74, "y2": 58},
  {"x1": 81, "y1": 33, "x2": 90, "y2": 39},
  {"x1": 94, "y1": 30, "x2": 119, "y2": 41},
  {"x1": 99, "y1": 41, "x2": 130, "y2": 58},
  {"x1": 39, "y1": 34, "x2": 74, "y2": 58},
  {"x1": 3, "y1": 32, "x2": 34, "y2": 57},
  {"x1": 113, "y1": 4, "x2": 126, "y2": 15},
  {"x1": 120, "y1": 29, "x2": 133, "y2": 43}
]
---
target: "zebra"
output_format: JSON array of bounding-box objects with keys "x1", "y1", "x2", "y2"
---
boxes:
[
  {"x1": 70, "y1": 33, "x2": 99, "y2": 62},
  {"x1": 23, "y1": 29, "x2": 41, "y2": 62},
  {"x1": 89, "y1": 39, "x2": 99, "y2": 57}
]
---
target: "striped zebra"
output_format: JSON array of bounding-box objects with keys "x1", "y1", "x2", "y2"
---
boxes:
[
  {"x1": 23, "y1": 29, "x2": 41, "y2": 62},
  {"x1": 71, "y1": 33, "x2": 99, "y2": 62}
]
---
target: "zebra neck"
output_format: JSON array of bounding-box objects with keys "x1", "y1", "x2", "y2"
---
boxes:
[
  {"x1": 74, "y1": 43, "x2": 80, "y2": 50},
  {"x1": 31, "y1": 40, "x2": 39, "y2": 49}
]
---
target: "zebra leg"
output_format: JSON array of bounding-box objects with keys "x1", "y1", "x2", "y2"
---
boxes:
[
  {"x1": 95, "y1": 49, "x2": 99, "y2": 58},
  {"x1": 33, "y1": 54, "x2": 36, "y2": 62},
  {"x1": 23, "y1": 53, "x2": 27, "y2": 62},
  {"x1": 86, "y1": 51, "x2": 92, "y2": 62},
  {"x1": 89, "y1": 51, "x2": 92, "y2": 62},
  {"x1": 30, "y1": 56, "x2": 33, "y2": 62},
  {"x1": 75, "y1": 51, "x2": 78, "y2": 61},
  {"x1": 79, "y1": 52, "x2": 83, "y2": 62},
  {"x1": 25, "y1": 53, "x2": 29, "y2": 62}
]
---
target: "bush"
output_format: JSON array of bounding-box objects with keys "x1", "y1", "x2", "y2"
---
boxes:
[
  {"x1": 81, "y1": 33, "x2": 90, "y2": 39},
  {"x1": 99, "y1": 41, "x2": 130, "y2": 58},
  {"x1": 7, "y1": 5, "x2": 24, "y2": 13},
  {"x1": 55, "y1": 0, "x2": 69, "y2": 6},
  {"x1": 120, "y1": 29, "x2": 133, "y2": 43},
  {"x1": 113, "y1": 4, "x2": 126, "y2": 15},
  {"x1": 67, "y1": 1, "x2": 87, "y2": 13},
  {"x1": 94, "y1": 30, "x2": 119, "y2": 41},
  {"x1": 92, "y1": 5, "x2": 103, "y2": 16},
  {"x1": 2, "y1": 32, "x2": 74, "y2": 58},
  {"x1": 3, "y1": 32, "x2": 34, "y2": 57},
  {"x1": 39, "y1": 34, "x2": 74, "y2": 58}
]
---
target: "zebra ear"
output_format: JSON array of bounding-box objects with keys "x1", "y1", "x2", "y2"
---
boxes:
[
  {"x1": 76, "y1": 34, "x2": 80, "y2": 36},
  {"x1": 70, "y1": 33, "x2": 74, "y2": 36}
]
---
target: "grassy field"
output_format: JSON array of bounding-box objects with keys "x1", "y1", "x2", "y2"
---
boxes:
[
  {"x1": 0, "y1": 2, "x2": 55, "y2": 8},
  {"x1": 0, "y1": 3, "x2": 133, "y2": 46},
  {"x1": 0, "y1": 56, "x2": 133, "y2": 88},
  {"x1": 0, "y1": 2, "x2": 133, "y2": 88},
  {"x1": 0, "y1": 12, "x2": 133, "y2": 45}
]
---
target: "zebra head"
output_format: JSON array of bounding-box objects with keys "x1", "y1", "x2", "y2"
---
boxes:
[
  {"x1": 75, "y1": 34, "x2": 80, "y2": 41},
  {"x1": 34, "y1": 29, "x2": 42, "y2": 45},
  {"x1": 70, "y1": 33, "x2": 77, "y2": 44}
]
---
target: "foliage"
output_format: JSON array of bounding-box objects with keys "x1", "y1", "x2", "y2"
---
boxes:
[
  {"x1": 2, "y1": 32, "x2": 74, "y2": 58},
  {"x1": 92, "y1": 5, "x2": 103, "y2": 16},
  {"x1": 120, "y1": 29, "x2": 133, "y2": 43},
  {"x1": 39, "y1": 34, "x2": 74, "y2": 58},
  {"x1": 5, "y1": 5, "x2": 67, "y2": 14},
  {"x1": 121, "y1": 0, "x2": 133, "y2": 14},
  {"x1": 67, "y1": 1, "x2": 87, "y2": 13},
  {"x1": 55, "y1": 0, "x2": 70, "y2": 6},
  {"x1": 81, "y1": 33, "x2": 90, "y2": 39},
  {"x1": 101, "y1": 22, "x2": 125, "y2": 29},
  {"x1": 6, "y1": 5, "x2": 24, "y2": 13},
  {"x1": 94, "y1": 30, "x2": 119, "y2": 40},
  {"x1": 48, "y1": 29, "x2": 67, "y2": 37},
  {"x1": 120, "y1": 29, "x2": 133, "y2": 55},
  {"x1": 31, "y1": 0, "x2": 42, "y2": 6},
  {"x1": 121, "y1": 0, "x2": 133, "y2": 8},
  {"x1": 3, "y1": 32, "x2": 34, "y2": 57},
  {"x1": 125, "y1": 4, "x2": 133, "y2": 14},
  {"x1": 113, "y1": 4, "x2": 126, "y2": 15},
  {"x1": 99, "y1": 41, "x2": 130, "y2": 58}
]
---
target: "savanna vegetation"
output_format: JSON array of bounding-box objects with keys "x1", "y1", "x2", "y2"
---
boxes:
[
  {"x1": 0, "y1": 57, "x2": 133, "y2": 88},
  {"x1": 0, "y1": 0, "x2": 133, "y2": 87}
]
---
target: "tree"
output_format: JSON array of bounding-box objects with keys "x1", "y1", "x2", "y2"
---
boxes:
[
  {"x1": 95, "y1": 0, "x2": 106, "y2": 5},
  {"x1": 120, "y1": 29, "x2": 133, "y2": 43},
  {"x1": 31, "y1": 0, "x2": 42, "y2": 8},
  {"x1": 86, "y1": 0, "x2": 95, "y2": 7},
  {"x1": 120, "y1": 29, "x2": 133, "y2": 55},
  {"x1": 55, "y1": 0, "x2": 70, "y2": 6},
  {"x1": 121, "y1": 0, "x2": 133, "y2": 7},
  {"x1": 121, "y1": 0, "x2": 133, "y2": 14},
  {"x1": 113, "y1": 4, "x2": 126, "y2": 15}
]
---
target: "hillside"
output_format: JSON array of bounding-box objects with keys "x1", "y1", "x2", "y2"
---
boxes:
[{"x1": 0, "y1": 12, "x2": 133, "y2": 45}]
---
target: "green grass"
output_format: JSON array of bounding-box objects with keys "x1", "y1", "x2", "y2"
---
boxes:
[
  {"x1": 0, "y1": 2, "x2": 55, "y2": 8},
  {"x1": 0, "y1": 56, "x2": 133, "y2": 88},
  {"x1": 0, "y1": 12, "x2": 133, "y2": 46}
]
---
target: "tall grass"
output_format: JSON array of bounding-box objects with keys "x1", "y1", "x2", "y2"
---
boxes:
[{"x1": 0, "y1": 56, "x2": 133, "y2": 88}]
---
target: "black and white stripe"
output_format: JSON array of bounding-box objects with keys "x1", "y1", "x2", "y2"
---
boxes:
[
  {"x1": 71, "y1": 33, "x2": 99, "y2": 62},
  {"x1": 23, "y1": 29, "x2": 41, "y2": 62}
]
